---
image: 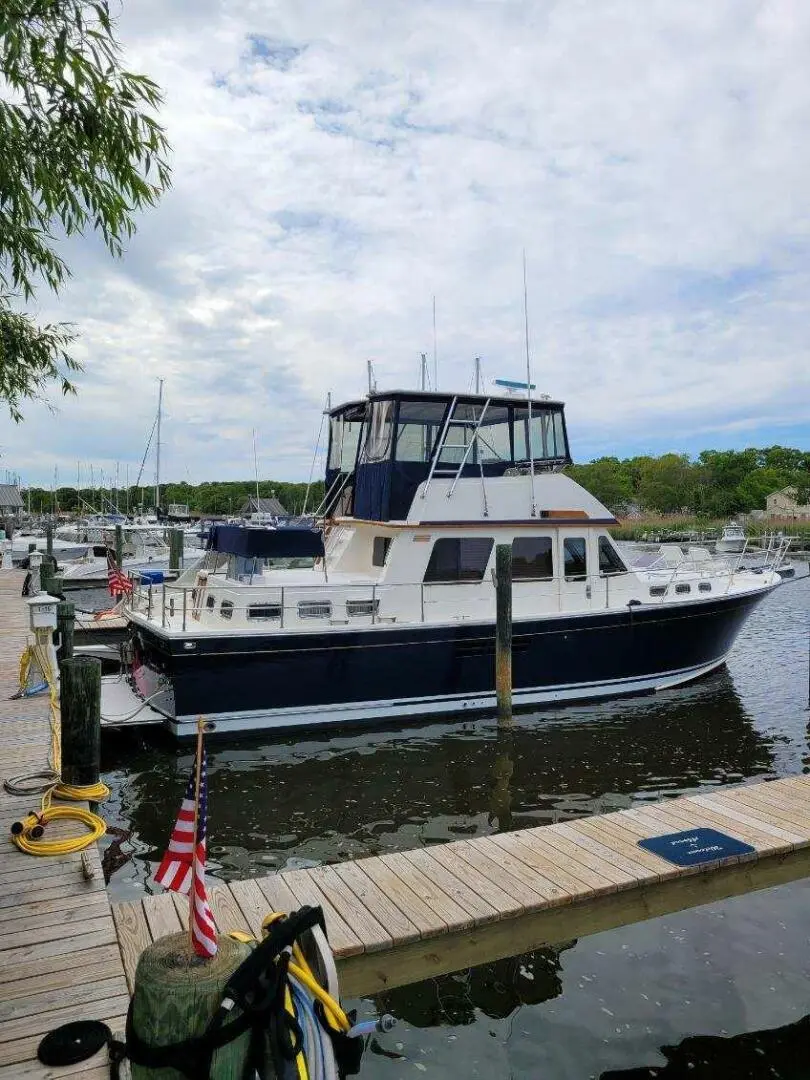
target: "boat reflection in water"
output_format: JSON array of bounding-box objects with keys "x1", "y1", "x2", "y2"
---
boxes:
[{"x1": 601, "y1": 1014, "x2": 810, "y2": 1079}]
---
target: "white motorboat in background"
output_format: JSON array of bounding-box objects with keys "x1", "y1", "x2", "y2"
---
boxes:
[{"x1": 715, "y1": 521, "x2": 747, "y2": 554}]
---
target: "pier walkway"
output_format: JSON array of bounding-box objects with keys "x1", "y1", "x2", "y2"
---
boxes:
[
  {"x1": 118, "y1": 773, "x2": 810, "y2": 999},
  {"x1": 0, "y1": 572, "x2": 128, "y2": 1079}
]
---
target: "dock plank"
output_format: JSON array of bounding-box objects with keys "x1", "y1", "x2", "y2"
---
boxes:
[{"x1": 111, "y1": 900, "x2": 152, "y2": 994}]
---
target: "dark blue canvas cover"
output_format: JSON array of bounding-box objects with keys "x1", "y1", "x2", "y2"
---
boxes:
[{"x1": 207, "y1": 525, "x2": 324, "y2": 559}]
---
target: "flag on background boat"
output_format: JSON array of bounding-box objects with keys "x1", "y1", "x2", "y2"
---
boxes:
[
  {"x1": 153, "y1": 738, "x2": 218, "y2": 958},
  {"x1": 106, "y1": 551, "x2": 133, "y2": 597}
]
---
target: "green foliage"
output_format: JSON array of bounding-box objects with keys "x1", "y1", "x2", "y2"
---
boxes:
[
  {"x1": 23, "y1": 478, "x2": 325, "y2": 516},
  {"x1": 565, "y1": 445, "x2": 810, "y2": 517},
  {"x1": 0, "y1": 0, "x2": 171, "y2": 418}
]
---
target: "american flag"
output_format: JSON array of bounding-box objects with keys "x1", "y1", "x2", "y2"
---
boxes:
[
  {"x1": 154, "y1": 746, "x2": 218, "y2": 958},
  {"x1": 106, "y1": 552, "x2": 133, "y2": 598}
]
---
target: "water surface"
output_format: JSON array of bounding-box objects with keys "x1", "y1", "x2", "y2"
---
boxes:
[{"x1": 101, "y1": 575, "x2": 810, "y2": 1079}]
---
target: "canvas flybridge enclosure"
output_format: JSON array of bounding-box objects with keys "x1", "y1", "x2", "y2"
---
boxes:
[{"x1": 325, "y1": 390, "x2": 572, "y2": 523}]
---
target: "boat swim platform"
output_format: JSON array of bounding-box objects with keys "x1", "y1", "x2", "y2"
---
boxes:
[
  {"x1": 0, "y1": 570, "x2": 129, "y2": 1079},
  {"x1": 117, "y1": 773, "x2": 810, "y2": 1001}
]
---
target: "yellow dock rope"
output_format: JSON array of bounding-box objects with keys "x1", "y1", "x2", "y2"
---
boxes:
[{"x1": 6, "y1": 633, "x2": 110, "y2": 856}]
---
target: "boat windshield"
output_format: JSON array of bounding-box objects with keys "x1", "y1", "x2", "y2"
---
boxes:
[{"x1": 328, "y1": 404, "x2": 365, "y2": 472}]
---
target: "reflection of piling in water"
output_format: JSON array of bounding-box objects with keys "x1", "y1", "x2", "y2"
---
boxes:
[
  {"x1": 495, "y1": 544, "x2": 513, "y2": 726},
  {"x1": 488, "y1": 736, "x2": 514, "y2": 831}
]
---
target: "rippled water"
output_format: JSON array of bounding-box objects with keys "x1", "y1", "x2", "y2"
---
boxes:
[{"x1": 100, "y1": 574, "x2": 810, "y2": 1079}]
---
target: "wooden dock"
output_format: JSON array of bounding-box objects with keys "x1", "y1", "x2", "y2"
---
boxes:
[
  {"x1": 0, "y1": 571, "x2": 128, "y2": 1079},
  {"x1": 116, "y1": 773, "x2": 810, "y2": 1000},
  {"x1": 4, "y1": 566, "x2": 810, "y2": 1077}
]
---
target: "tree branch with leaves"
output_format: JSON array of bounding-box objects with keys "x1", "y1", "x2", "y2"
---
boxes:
[{"x1": 0, "y1": 0, "x2": 171, "y2": 419}]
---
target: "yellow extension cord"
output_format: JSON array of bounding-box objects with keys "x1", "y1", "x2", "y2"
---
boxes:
[{"x1": 9, "y1": 636, "x2": 110, "y2": 856}]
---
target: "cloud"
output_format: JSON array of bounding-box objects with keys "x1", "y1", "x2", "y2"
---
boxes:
[{"x1": 4, "y1": 0, "x2": 810, "y2": 486}]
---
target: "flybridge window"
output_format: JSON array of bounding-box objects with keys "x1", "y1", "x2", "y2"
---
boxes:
[
  {"x1": 366, "y1": 400, "x2": 394, "y2": 462},
  {"x1": 563, "y1": 537, "x2": 587, "y2": 580},
  {"x1": 394, "y1": 401, "x2": 447, "y2": 462},
  {"x1": 513, "y1": 407, "x2": 567, "y2": 461},
  {"x1": 424, "y1": 537, "x2": 494, "y2": 583},
  {"x1": 598, "y1": 537, "x2": 627, "y2": 575},
  {"x1": 328, "y1": 415, "x2": 363, "y2": 472},
  {"x1": 512, "y1": 537, "x2": 554, "y2": 579}
]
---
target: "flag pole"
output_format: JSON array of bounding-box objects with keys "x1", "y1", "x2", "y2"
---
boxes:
[{"x1": 189, "y1": 716, "x2": 205, "y2": 956}]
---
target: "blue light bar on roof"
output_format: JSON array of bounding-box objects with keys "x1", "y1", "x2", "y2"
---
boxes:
[{"x1": 493, "y1": 378, "x2": 536, "y2": 390}]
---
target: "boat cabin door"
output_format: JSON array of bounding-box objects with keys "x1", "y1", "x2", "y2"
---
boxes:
[{"x1": 557, "y1": 530, "x2": 592, "y2": 612}]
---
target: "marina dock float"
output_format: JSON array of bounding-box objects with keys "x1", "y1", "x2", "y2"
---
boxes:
[
  {"x1": 4, "y1": 566, "x2": 810, "y2": 1077},
  {"x1": 0, "y1": 571, "x2": 128, "y2": 1079},
  {"x1": 116, "y1": 773, "x2": 810, "y2": 1000}
]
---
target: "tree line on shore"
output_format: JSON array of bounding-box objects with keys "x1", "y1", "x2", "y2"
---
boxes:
[
  {"x1": 21, "y1": 480, "x2": 325, "y2": 517},
  {"x1": 562, "y1": 445, "x2": 809, "y2": 516},
  {"x1": 18, "y1": 445, "x2": 810, "y2": 518}
]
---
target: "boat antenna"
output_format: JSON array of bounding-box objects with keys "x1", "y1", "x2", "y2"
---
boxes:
[
  {"x1": 474, "y1": 356, "x2": 482, "y2": 394},
  {"x1": 523, "y1": 250, "x2": 537, "y2": 517},
  {"x1": 154, "y1": 378, "x2": 164, "y2": 513},
  {"x1": 432, "y1": 296, "x2": 438, "y2": 390},
  {"x1": 252, "y1": 428, "x2": 260, "y2": 515},
  {"x1": 420, "y1": 352, "x2": 428, "y2": 391},
  {"x1": 367, "y1": 360, "x2": 377, "y2": 395}
]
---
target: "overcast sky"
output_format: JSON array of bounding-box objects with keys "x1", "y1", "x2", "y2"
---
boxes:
[{"x1": 4, "y1": 0, "x2": 810, "y2": 488}]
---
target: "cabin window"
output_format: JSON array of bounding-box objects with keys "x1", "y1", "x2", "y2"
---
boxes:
[
  {"x1": 220, "y1": 600, "x2": 234, "y2": 620},
  {"x1": 346, "y1": 599, "x2": 380, "y2": 617},
  {"x1": 372, "y1": 536, "x2": 392, "y2": 567},
  {"x1": 248, "y1": 603, "x2": 282, "y2": 620},
  {"x1": 206, "y1": 595, "x2": 216, "y2": 609},
  {"x1": 699, "y1": 582, "x2": 712, "y2": 593},
  {"x1": 93, "y1": 545, "x2": 108, "y2": 558},
  {"x1": 598, "y1": 537, "x2": 627, "y2": 575},
  {"x1": 394, "y1": 401, "x2": 447, "y2": 462},
  {"x1": 675, "y1": 583, "x2": 691, "y2": 595},
  {"x1": 298, "y1": 601, "x2": 332, "y2": 619},
  {"x1": 424, "y1": 537, "x2": 494, "y2": 583},
  {"x1": 512, "y1": 537, "x2": 553, "y2": 579},
  {"x1": 650, "y1": 585, "x2": 667, "y2": 598},
  {"x1": 563, "y1": 537, "x2": 587, "y2": 580},
  {"x1": 366, "y1": 400, "x2": 394, "y2": 462}
]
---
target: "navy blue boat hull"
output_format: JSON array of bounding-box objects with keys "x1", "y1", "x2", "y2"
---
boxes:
[{"x1": 129, "y1": 587, "x2": 770, "y2": 736}]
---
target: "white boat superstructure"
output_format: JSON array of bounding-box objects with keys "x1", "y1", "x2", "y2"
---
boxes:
[{"x1": 114, "y1": 387, "x2": 783, "y2": 737}]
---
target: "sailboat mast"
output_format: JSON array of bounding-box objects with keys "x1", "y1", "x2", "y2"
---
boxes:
[
  {"x1": 252, "y1": 429, "x2": 260, "y2": 514},
  {"x1": 154, "y1": 379, "x2": 164, "y2": 512}
]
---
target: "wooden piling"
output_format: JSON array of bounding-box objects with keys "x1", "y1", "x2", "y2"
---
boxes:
[
  {"x1": 115, "y1": 523, "x2": 124, "y2": 569},
  {"x1": 130, "y1": 932, "x2": 252, "y2": 1079},
  {"x1": 169, "y1": 528, "x2": 183, "y2": 572},
  {"x1": 60, "y1": 656, "x2": 102, "y2": 787},
  {"x1": 56, "y1": 599, "x2": 75, "y2": 662},
  {"x1": 495, "y1": 543, "x2": 513, "y2": 725},
  {"x1": 45, "y1": 522, "x2": 53, "y2": 557}
]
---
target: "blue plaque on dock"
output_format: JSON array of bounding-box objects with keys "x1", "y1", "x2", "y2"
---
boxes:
[{"x1": 638, "y1": 827, "x2": 754, "y2": 867}]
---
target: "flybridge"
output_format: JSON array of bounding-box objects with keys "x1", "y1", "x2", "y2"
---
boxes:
[{"x1": 324, "y1": 389, "x2": 571, "y2": 522}]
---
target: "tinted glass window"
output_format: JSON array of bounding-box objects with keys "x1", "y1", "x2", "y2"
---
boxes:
[
  {"x1": 598, "y1": 536, "x2": 627, "y2": 575},
  {"x1": 394, "y1": 401, "x2": 447, "y2": 463},
  {"x1": 563, "y1": 537, "x2": 587, "y2": 579},
  {"x1": 372, "y1": 536, "x2": 391, "y2": 567},
  {"x1": 512, "y1": 537, "x2": 553, "y2": 579},
  {"x1": 424, "y1": 537, "x2": 494, "y2": 583},
  {"x1": 513, "y1": 407, "x2": 567, "y2": 460},
  {"x1": 366, "y1": 400, "x2": 394, "y2": 462}
]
